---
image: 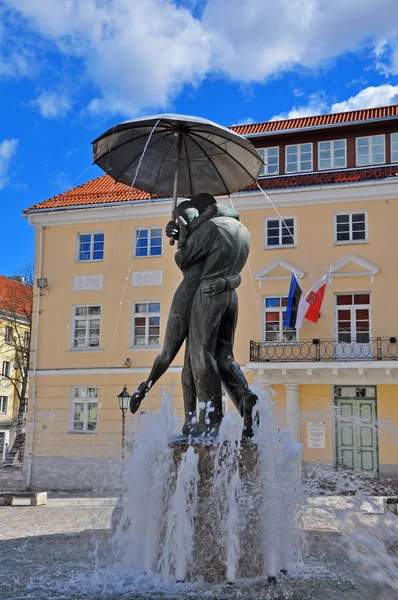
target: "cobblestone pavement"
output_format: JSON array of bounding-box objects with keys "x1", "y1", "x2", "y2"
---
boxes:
[
  {"x1": 0, "y1": 503, "x2": 397, "y2": 600},
  {"x1": 0, "y1": 505, "x2": 113, "y2": 541}
]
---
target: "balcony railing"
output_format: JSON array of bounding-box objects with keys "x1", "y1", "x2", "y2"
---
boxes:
[{"x1": 249, "y1": 337, "x2": 398, "y2": 362}]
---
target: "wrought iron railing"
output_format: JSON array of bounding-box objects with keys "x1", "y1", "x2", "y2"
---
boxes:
[{"x1": 249, "y1": 337, "x2": 398, "y2": 362}]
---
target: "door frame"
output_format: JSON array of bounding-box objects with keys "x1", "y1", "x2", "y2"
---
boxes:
[{"x1": 334, "y1": 385, "x2": 379, "y2": 476}]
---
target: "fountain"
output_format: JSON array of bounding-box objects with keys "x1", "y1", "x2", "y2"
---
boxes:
[{"x1": 111, "y1": 384, "x2": 303, "y2": 584}]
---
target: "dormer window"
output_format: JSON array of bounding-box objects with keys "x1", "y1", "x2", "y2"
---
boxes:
[
  {"x1": 391, "y1": 133, "x2": 398, "y2": 162},
  {"x1": 285, "y1": 143, "x2": 312, "y2": 173},
  {"x1": 356, "y1": 135, "x2": 385, "y2": 166},
  {"x1": 318, "y1": 140, "x2": 347, "y2": 170},
  {"x1": 257, "y1": 147, "x2": 279, "y2": 176}
]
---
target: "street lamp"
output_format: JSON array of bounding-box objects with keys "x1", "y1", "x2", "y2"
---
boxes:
[{"x1": 117, "y1": 385, "x2": 130, "y2": 458}]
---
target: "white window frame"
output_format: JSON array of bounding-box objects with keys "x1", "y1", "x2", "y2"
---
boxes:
[
  {"x1": 134, "y1": 227, "x2": 163, "y2": 258},
  {"x1": 334, "y1": 211, "x2": 368, "y2": 245},
  {"x1": 355, "y1": 134, "x2": 386, "y2": 166},
  {"x1": 1, "y1": 361, "x2": 11, "y2": 377},
  {"x1": 76, "y1": 231, "x2": 104, "y2": 262},
  {"x1": 264, "y1": 215, "x2": 297, "y2": 249},
  {"x1": 0, "y1": 396, "x2": 8, "y2": 414},
  {"x1": 285, "y1": 143, "x2": 313, "y2": 173},
  {"x1": 4, "y1": 326, "x2": 12, "y2": 344},
  {"x1": 334, "y1": 292, "x2": 372, "y2": 344},
  {"x1": 263, "y1": 296, "x2": 298, "y2": 344},
  {"x1": 318, "y1": 139, "x2": 347, "y2": 170},
  {"x1": 391, "y1": 133, "x2": 398, "y2": 163},
  {"x1": 71, "y1": 305, "x2": 102, "y2": 350},
  {"x1": 23, "y1": 331, "x2": 30, "y2": 348},
  {"x1": 257, "y1": 147, "x2": 279, "y2": 176},
  {"x1": 69, "y1": 386, "x2": 98, "y2": 433},
  {"x1": 131, "y1": 301, "x2": 161, "y2": 348}
]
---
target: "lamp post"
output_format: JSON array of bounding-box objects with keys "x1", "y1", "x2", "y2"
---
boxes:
[{"x1": 117, "y1": 385, "x2": 130, "y2": 459}]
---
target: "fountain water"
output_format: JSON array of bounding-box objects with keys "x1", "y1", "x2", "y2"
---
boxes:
[{"x1": 111, "y1": 383, "x2": 304, "y2": 584}]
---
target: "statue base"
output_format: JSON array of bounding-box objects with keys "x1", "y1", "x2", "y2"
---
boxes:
[{"x1": 169, "y1": 439, "x2": 270, "y2": 583}]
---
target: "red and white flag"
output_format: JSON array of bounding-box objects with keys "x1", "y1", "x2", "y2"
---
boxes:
[{"x1": 296, "y1": 269, "x2": 331, "y2": 329}]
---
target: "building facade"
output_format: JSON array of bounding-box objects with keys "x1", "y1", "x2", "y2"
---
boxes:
[
  {"x1": 25, "y1": 105, "x2": 398, "y2": 489},
  {"x1": 0, "y1": 275, "x2": 31, "y2": 464}
]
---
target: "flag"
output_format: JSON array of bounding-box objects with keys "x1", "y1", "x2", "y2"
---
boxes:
[
  {"x1": 284, "y1": 271, "x2": 304, "y2": 328},
  {"x1": 296, "y1": 269, "x2": 331, "y2": 329}
]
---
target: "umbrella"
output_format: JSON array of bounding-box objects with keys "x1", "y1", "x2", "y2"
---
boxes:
[{"x1": 92, "y1": 114, "x2": 263, "y2": 244}]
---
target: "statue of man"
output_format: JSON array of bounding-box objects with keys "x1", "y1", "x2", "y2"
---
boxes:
[
  {"x1": 174, "y1": 193, "x2": 258, "y2": 438},
  {"x1": 130, "y1": 194, "x2": 258, "y2": 439}
]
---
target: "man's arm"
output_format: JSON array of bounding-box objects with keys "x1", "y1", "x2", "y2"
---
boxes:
[
  {"x1": 175, "y1": 221, "x2": 218, "y2": 271},
  {"x1": 202, "y1": 274, "x2": 241, "y2": 297}
]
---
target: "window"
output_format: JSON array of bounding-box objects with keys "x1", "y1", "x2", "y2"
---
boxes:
[
  {"x1": 335, "y1": 212, "x2": 367, "y2": 243},
  {"x1": 5, "y1": 326, "x2": 12, "y2": 344},
  {"x1": 391, "y1": 133, "x2": 398, "y2": 162},
  {"x1": 285, "y1": 143, "x2": 312, "y2": 173},
  {"x1": 71, "y1": 387, "x2": 98, "y2": 432},
  {"x1": 23, "y1": 331, "x2": 30, "y2": 348},
  {"x1": 77, "y1": 232, "x2": 104, "y2": 261},
  {"x1": 257, "y1": 147, "x2": 279, "y2": 176},
  {"x1": 0, "y1": 397, "x2": 8, "y2": 414},
  {"x1": 336, "y1": 293, "x2": 371, "y2": 344},
  {"x1": 135, "y1": 228, "x2": 162, "y2": 257},
  {"x1": 72, "y1": 305, "x2": 101, "y2": 349},
  {"x1": 265, "y1": 217, "x2": 296, "y2": 247},
  {"x1": 318, "y1": 140, "x2": 347, "y2": 170},
  {"x1": 264, "y1": 297, "x2": 297, "y2": 342},
  {"x1": 1, "y1": 362, "x2": 10, "y2": 377},
  {"x1": 132, "y1": 302, "x2": 160, "y2": 346},
  {"x1": 356, "y1": 135, "x2": 385, "y2": 166}
]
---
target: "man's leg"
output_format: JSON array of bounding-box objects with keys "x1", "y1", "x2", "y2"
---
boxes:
[
  {"x1": 181, "y1": 335, "x2": 197, "y2": 435},
  {"x1": 215, "y1": 290, "x2": 258, "y2": 439},
  {"x1": 130, "y1": 311, "x2": 187, "y2": 413},
  {"x1": 189, "y1": 289, "x2": 226, "y2": 434}
]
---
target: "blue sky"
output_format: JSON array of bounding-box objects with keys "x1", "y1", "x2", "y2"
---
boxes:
[{"x1": 2, "y1": 0, "x2": 398, "y2": 276}]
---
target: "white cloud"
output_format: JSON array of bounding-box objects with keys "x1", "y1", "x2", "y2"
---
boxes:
[
  {"x1": 232, "y1": 117, "x2": 255, "y2": 126},
  {"x1": 271, "y1": 93, "x2": 328, "y2": 121},
  {"x1": 32, "y1": 90, "x2": 73, "y2": 119},
  {"x1": 3, "y1": 0, "x2": 398, "y2": 116},
  {"x1": 331, "y1": 85, "x2": 398, "y2": 113},
  {"x1": 0, "y1": 139, "x2": 19, "y2": 190}
]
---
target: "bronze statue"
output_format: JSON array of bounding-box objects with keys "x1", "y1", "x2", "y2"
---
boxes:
[{"x1": 130, "y1": 193, "x2": 258, "y2": 439}]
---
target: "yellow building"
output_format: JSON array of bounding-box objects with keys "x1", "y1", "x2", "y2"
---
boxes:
[
  {"x1": 24, "y1": 105, "x2": 398, "y2": 489},
  {"x1": 0, "y1": 275, "x2": 31, "y2": 463}
]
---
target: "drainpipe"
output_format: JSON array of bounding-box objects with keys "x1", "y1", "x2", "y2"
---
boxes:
[{"x1": 25, "y1": 223, "x2": 43, "y2": 488}]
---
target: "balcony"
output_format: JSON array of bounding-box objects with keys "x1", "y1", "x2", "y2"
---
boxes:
[{"x1": 249, "y1": 337, "x2": 398, "y2": 363}]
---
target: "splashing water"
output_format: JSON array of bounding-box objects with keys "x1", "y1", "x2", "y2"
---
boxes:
[{"x1": 110, "y1": 383, "x2": 304, "y2": 584}]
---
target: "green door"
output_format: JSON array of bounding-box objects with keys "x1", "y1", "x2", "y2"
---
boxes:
[{"x1": 335, "y1": 386, "x2": 378, "y2": 476}]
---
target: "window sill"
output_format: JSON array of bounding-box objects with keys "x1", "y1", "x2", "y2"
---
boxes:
[
  {"x1": 133, "y1": 254, "x2": 163, "y2": 259},
  {"x1": 75, "y1": 259, "x2": 104, "y2": 263},
  {"x1": 68, "y1": 430, "x2": 97, "y2": 435},
  {"x1": 264, "y1": 245, "x2": 297, "y2": 250},
  {"x1": 262, "y1": 341, "x2": 299, "y2": 346},
  {"x1": 127, "y1": 346, "x2": 162, "y2": 351},
  {"x1": 67, "y1": 347, "x2": 104, "y2": 353},
  {"x1": 334, "y1": 240, "x2": 368, "y2": 246}
]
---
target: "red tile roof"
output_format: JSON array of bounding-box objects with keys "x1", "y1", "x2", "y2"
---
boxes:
[
  {"x1": 230, "y1": 104, "x2": 398, "y2": 136},
  {"x1": 25, "y1": 166, "x2": 398, "y2": 213},
  {"x1": 252, "y1": 165, "x2": 398, "y2": 192},
  {"x1": 0, "y1": 276, "x2": 32, "y2": 319},
  {"x1": 25, "y1": 175, "x2": 151, "y2": 213}
]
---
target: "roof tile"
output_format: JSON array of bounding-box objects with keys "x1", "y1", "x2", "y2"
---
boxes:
[
  {"x1": 0, "y1": 276, "x2": 32, "y2": 318},
  {"x1": 24, "y1": 166, "x2": 398, "y2": 214},
  {"x1": 231, "y1": 104, "x2": 398, "y2": 135}
]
